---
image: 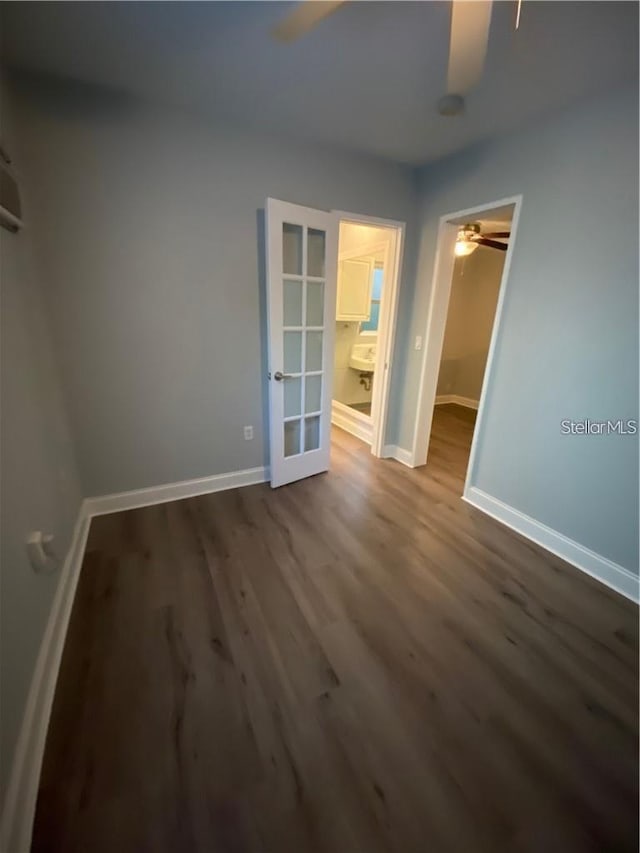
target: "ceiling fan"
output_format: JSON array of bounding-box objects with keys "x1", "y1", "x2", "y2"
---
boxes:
[
  {"x1": 272, "y1": 0, "x2": 511, "y2": 114},
  {"x1": 455, "y1": 223, "x2": 509, "y2": 256}
]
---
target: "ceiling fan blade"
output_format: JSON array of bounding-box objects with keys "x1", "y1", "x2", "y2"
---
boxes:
[
  {"x1": 475, "y1": 237, "x2": 508, "y2": 251},
  {"x1": 272, "y1": 1, "x2": 346, "y2": 42},
  {"x1": 447, "y1": 0, "x2": 493, "y2": 95},
  {"x1": 482, "y1": 231, "x2": 510, "y2": 238}
]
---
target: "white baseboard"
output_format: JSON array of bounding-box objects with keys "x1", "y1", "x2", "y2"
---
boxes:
[
  {"x1": 1, "y1": 462, "x2": 270, "y2": 852},
  {"x1": 382, "y1": 444, "x2": 415, "y2": 468},
  {"x1": 331, "y1": 400, "x2": 373, "y2": 445},
  {"x1": 464, "y1": 487, "x2": 639, "y2": 603},
  {"x1": 85, "y1": 465, "x2": 269, "y2": 516},
  {"x1": 0, "y1": 507, "x2": 91, "y2": 853},
  {"x1": 435, "y1": 394, "x2": 479, "y2": 410}
]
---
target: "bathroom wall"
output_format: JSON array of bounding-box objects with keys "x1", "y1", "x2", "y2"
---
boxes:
[{"x1": 436, "y1": 247, "x2": 505, "y2": 401}]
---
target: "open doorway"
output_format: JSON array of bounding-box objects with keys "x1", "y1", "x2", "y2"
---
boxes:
[
  {"x1": 411, "y1": 196, "x2": 522, "y2": 494},
  {"x1": 429, "y1": 206, "x2": 512, "y2": 482},
  {"x1": 330, "y1": 217, "x2": 404, "y2": 456}
]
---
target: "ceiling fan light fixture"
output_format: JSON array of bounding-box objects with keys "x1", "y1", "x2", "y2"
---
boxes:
[{"x1": 454, "y1": 239, "x2": 478, "y2": 257}]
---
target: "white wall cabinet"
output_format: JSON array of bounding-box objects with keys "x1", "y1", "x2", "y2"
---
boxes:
[{"x1": 336, "y1": 257, "x2": 374, "y2": 321}]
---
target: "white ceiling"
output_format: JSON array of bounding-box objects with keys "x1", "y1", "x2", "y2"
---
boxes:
[{"x1": 1, "y1": 1, "x2": 637, "y2": 165}]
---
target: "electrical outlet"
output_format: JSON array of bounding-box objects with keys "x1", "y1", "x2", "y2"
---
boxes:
[
  {"x1": 243, "y1": 425, "x2": 254, "y2": 441},
  {"x1": 414, "y1": 335, "x2": 423, "y2": 351}
]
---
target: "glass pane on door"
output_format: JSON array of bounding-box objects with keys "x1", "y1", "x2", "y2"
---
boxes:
[
  {"x1": 306, "y1": 281, "x2": 324, "y2": 326},
  {"x1": 307, "y1": 228, "x2": 326, "y2": 277},
  {"x1": 305, "y1": 374, "x2": 322, "y2": 414},
  {"x1": 283, "y1": 279, "x2": 303, "y2": 326},
  {"x1": 306, "y1": 331, "x2": 323, "y2": 372},
  {"x1": 304, "y1": 416, "x2": 320, "y2": 451},
  {"x1": 284, "y1": 419, "x2": 301, "y2": 457},
  {"x1": 283, "y1": 331, "x2": 302, "y2": 374},
  {"x1": 284, "y1": 377, "x2": 302, "y2": 418},
  {"x1": 283, "y1": 223, "x2": 303, "y2": 275}
]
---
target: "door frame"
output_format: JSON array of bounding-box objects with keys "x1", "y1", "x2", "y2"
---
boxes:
[
  {"x1": 410, "y1": 194, "x2": 523, "y2": 497},
  {"x1": 333, "y1": 211, "x2": 406, "y2": 458}
]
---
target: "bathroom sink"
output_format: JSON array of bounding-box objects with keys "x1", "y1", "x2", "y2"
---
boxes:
[{"x1": 349, "y1": 344, "x2": 376, "y2": 374}]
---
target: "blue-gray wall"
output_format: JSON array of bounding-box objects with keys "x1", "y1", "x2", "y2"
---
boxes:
[
  {"x1": 0, "y1": 79, "x2": 83, "y2": 803},
  {"x1": 394, "y1": 87, "x2": 639, "y2": 573},
  {"x1": 11, "y1": 75, "x2": 419, "y2": 496}
]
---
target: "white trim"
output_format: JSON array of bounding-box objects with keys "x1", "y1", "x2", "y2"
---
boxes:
[
  {"x1": 382, "y1": 444, "x2": 415, "y2": 468},
  {"x1": 85, "y1": 466, "x2": 269, "y2": 516},
  {"x1": 464, "y1": 487, "x2": 639, "y2": 603},
  {"x1": 0, "y1": 507, "x2": 91, "y2": 853},
  {"x1": 334, "y1": 210, "x2": 405, "y2": 461},
  {"x1": 434, "y1": 394, "x2": 479, "y2": 410},
  {"x1": 331, "y1": 400, "x2": 372, "y2": 445},
  {"x1": 411, "y1": 194, "x2": 523, "y2": 469}
]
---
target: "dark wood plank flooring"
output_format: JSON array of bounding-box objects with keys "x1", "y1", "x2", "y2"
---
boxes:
[{"x1": 33, "y1": 405, "x2": 639, "y2": 853}]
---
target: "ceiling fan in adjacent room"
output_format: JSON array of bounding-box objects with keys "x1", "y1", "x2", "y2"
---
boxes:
[
  {"x1": 455, "y1": 223, "x2": 510, "y2": 256},
  {"x1": 272, "y1": 0, "x2": 514, "y2": 114}
]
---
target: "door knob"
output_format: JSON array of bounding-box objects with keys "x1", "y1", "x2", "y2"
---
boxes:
[{"x1": 273, "y1": 371, "x2": 292, "y2": 381}]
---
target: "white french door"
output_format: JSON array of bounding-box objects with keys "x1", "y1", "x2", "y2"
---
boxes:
[{"x1": 265, "y1": 198, "x2": 338, "y2": 488}]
